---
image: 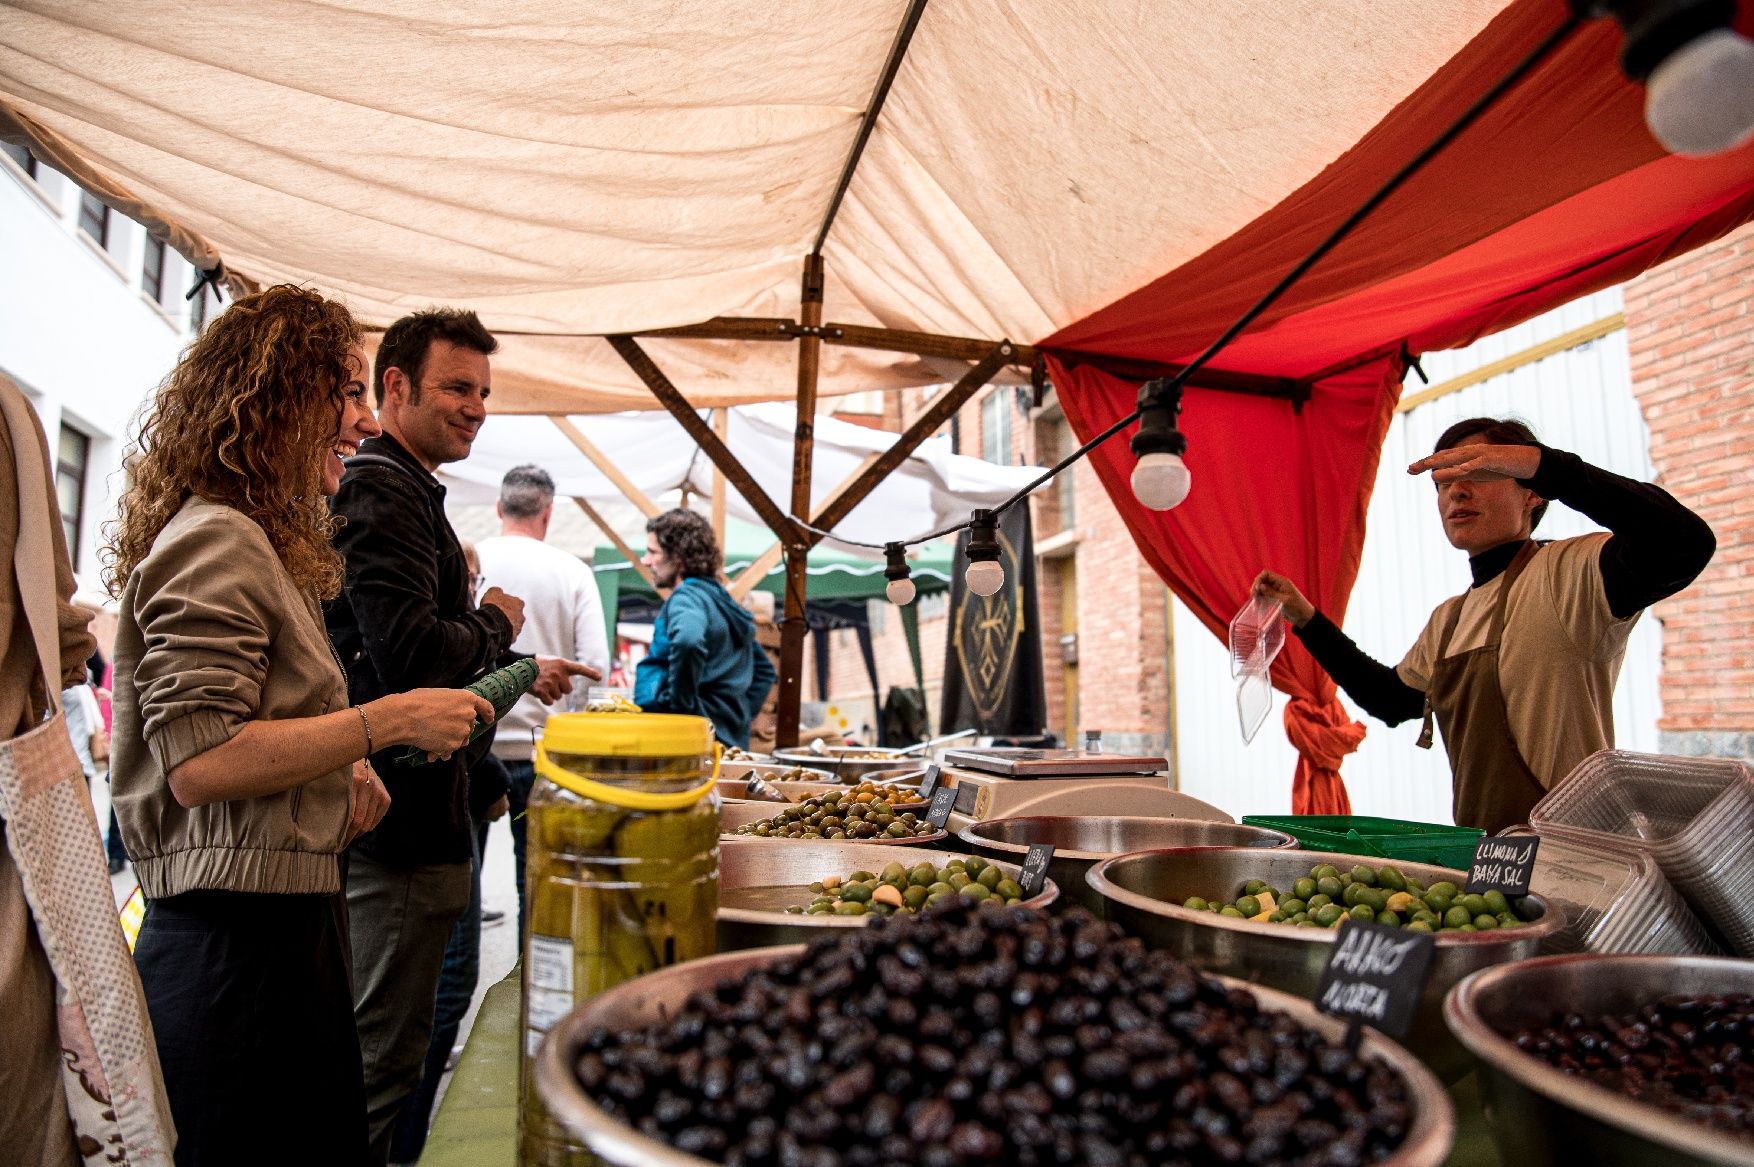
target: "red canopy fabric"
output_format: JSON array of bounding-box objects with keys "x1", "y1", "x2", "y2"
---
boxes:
[{"x1": 1044, "y1": 0, "x2": 1754, "y2": 810}]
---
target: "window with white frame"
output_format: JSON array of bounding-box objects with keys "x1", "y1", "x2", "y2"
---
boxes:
[
  {"x1": 2, "y1": 141, "x2": 38, "y2": 180},
  {"x1": 142, "y1": 234, "x2": 168, "y2": 304},
  {"x1": 77, "y1": 192, "x2": 111, "y2": 249},
  {"x1": 980, "y1": 389, "x2": 1014, "y2": 465},
  {"x1": 56, "y1": 425, "x2": 89, "y2": 564}
]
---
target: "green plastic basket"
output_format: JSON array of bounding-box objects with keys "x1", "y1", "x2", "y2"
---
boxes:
[{"x1": 1240, "y1": 815, "x2": 1484, "y2": 871}]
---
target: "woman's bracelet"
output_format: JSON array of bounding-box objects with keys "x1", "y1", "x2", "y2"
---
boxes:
[{"x1": 356, "y1": 705, "x2": 374, "y2": 757}]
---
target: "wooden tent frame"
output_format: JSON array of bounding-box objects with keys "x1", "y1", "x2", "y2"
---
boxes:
[{"x1": 542, "y1": 1, "x2": 1307, "y2": 744}]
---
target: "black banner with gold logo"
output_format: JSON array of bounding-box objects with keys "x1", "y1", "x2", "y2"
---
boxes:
[{"x1": 940, "y1": 505, "x2": 1047, "y2": 737}]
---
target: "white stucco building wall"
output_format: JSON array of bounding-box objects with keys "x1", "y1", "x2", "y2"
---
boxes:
[{"x1": 1, "y1": 146, "x2": 215, "y2": 586}]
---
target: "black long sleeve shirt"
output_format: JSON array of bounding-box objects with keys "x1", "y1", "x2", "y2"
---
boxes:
[
  {"x1": 1294, "y1": 445, "x2": 1715, "y2": 727},
  {"x1": 325, "y1": 432, "x2": 517, "y2": 865}
]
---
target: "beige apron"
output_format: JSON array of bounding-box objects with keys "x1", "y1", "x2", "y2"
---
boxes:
[
  {"x1": 0, "y1": 386, "x2": 174, "y2": 1165},
  {"x1": 1417, "y1": 541, "x2": 1548, "y2": 835}
]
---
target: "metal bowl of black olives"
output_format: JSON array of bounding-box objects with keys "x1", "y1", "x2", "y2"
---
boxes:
[
  {"x1": 716, "y1": 837, "x2": 1059, "y2": 949},
  {"x1": 1087, "y1": 847, "x2": 1562, "y2": 1082},
  {"x1": 536, "y1": 907, "x2": 1456, "y2": 1166},
  {"x1": 959, "y1": 816, "x2": 1296, "y2": 912},
  {"x1": 1445, "y1": 953, "x2": 1754, "y2": 1166}
]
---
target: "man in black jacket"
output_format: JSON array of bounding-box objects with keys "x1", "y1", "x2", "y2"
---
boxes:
[{"x1": 326, "y1": 308, "x2": 594, "y2": 1162}]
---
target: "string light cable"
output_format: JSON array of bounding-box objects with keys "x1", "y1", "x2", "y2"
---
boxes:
[{"x1": 792, "y1": 3, "x2": 1739, "y2": 601}]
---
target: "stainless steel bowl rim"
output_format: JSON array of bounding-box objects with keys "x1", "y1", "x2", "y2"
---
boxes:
[
  {"x1": 537, "y1": 945, "x2": 1457, "y2": 1167},
  {"x1": 958, "y1": 816, "x2": 1295, "y2": 863},
  {"x1": 1444, "y1": 953, "x2": 1754, "y2": 1167},
  {"x1": 716, "y1": 836, "x2": 1059, "y2": 930},
  {"x1": 1086, "y1": 846, "x2": 1563, "y2": 949}
]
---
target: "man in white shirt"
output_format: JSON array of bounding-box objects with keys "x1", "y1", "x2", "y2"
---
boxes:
[{"x1": 475, "y1": 465, "x2": 611, "y2": 935}]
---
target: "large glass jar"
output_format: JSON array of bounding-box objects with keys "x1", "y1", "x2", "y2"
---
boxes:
[{"x1": 518, "y1": 712, "x2": 720, "y2": 1167}]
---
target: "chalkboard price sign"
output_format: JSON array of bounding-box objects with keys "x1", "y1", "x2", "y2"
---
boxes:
[
  {"x1": 924, "y1": 786, "x2": 956, "y2": 830},
  {"x1": 1018, "y1": 844, "x2": 1055, "y2": 897},
  {"x1": 916, "y1": 764, "x2": 942, "y2": 801},
  {"x1": 1465, "y1": 835, "x2": 1540, "y2": 897},
  {"x1": 1314, "y1": 917, "x2": 1435, "y2": 1040}
]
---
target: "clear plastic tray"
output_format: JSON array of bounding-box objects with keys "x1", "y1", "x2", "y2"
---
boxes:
[
  {"x1": 1236, "y1": 670, "x2": 1272, "y2": 744},
  {"x1": 1228, "y1": 594, "x2": 1285, "y2": 679},
  {"x1": 1503, "y1": 825, "x2": 1719, "y2": 956},
  {"x1": 1530, "y1": 750, "x2": 1754, "y2": 954}
]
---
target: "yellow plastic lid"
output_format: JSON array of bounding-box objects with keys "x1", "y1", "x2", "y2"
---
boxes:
[{"x1": 540, "y1": 711, "x2": 713, "y2": 758}]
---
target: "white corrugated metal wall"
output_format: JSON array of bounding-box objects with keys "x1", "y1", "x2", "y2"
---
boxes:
[{"x1": 1172, "y1": 287, "x2": 1662, "y2": 820}]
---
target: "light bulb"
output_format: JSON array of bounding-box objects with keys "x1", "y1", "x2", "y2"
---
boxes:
[
  {"x1": 885, "y1": 576, "x2": 917, "y2": 605},
  {"x1": 1645, "y1": 28, "x2": 1754, "y2": 156},
  {"x1": 1131, "y1": 451, "x2": 1192, "y2": 510},
  {"x1": 965, "y1": 559, "x2": 1005, "y2": 596}
]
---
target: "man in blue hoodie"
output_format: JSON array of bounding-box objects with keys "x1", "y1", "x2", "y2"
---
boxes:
[{"x1": 636, "y1": 509, "x2": 777, "y2": 747}]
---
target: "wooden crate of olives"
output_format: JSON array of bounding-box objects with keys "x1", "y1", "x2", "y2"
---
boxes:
[{"x1": 716, "y1": 837, "x2": 1057, "y2": 950}]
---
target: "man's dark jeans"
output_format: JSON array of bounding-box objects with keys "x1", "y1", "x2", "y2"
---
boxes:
[{"x1": 503, "y1": 759, "x2": 535, "y2": 940}]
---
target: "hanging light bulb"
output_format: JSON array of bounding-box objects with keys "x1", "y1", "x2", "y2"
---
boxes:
[
  {"x1": 964, "y1": 509, "x2": 1006, "y2": 597},
  {"x1": 883, "y1": 542, "x2": 917, "y2": 605},
  {"x1": 1597, "y1": 0, "x2": 1754, "y2": 156},
  {"x1": 1129, "y1": 377, "x2": 1192, "y2": 511}
]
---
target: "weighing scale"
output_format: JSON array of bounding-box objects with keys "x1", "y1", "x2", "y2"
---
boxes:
[{"x1": 932, "y1": 747, "x2": 1232, "y2": 828}]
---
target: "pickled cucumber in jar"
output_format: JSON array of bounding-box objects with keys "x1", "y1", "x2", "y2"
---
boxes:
[{"x1": 517, "y1": 713, "x2": 718, "y2": 1167}]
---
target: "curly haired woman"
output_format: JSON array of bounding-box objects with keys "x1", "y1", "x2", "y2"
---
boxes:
[{"x1": 106, "y1": 285, "x2": 494, "y2": 1166}]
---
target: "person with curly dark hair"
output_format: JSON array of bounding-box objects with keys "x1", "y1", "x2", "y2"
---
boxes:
[
  {"x1": 105, "y1": 285, "x2": 493, "y2": 1165},
  {"x1": 635, "y1": 509, "x2": 775, "y2": 747}
]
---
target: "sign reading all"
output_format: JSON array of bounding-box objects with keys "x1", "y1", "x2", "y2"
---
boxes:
[
  {"x1": 1465, "y1": 835, "x2": 1540, "y2": 897},
  {"x1": 1314, "y1": 917, "x2": 1435, "y2": 1040}
]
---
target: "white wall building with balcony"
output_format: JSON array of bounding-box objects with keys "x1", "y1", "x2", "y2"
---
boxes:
[{"x1": 2, "y1": 142, "x2": 219, "y2": 587}]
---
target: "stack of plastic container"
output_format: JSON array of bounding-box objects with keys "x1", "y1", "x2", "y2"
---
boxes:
[
  {"x1": 1228, "y1": 595, "x2": 1284, "y2": 744},
  {"x1": 1529, "y1": 749, "x2": 1754, "y2": 955},
  {"x1": 1499, "y1": 825, "x2": 1719, "y2": 955}
]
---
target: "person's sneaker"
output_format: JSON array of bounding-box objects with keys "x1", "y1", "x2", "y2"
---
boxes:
[{"x1": 480, "y1": 908, "x2": 506, "y2": 926}]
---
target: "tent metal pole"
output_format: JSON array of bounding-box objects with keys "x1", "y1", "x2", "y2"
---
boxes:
[
  {"x1": 805, "y1": 341, "x2": 1011, "y2": 546},
  {"x1": 550, "y1": 416, "x2": 662, "y2": 518},
  {"x1": 571, "y1": 496, "x2": 659, "y2": 591},
  {"x1": 779, "y1": 255, "x2": 827, "y2": 747},
  {"x1": 605, "y1": 335, "x2": 802, "y2": 545},
  {"x1": 710, "y1": 408, "x2": 729, "y2": 546}
]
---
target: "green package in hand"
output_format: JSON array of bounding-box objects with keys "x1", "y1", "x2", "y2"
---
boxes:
[{"x1": 395, "y1": 656, "x2": 540, "y2": 765}]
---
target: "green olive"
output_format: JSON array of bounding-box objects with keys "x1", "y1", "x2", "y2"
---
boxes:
[
  {"x1": 1183, "y1": 896, "x2": 1210, "y2": 911},
  {"x1": 1278, "y1": 898, "x2": 1307, "y2": 916},
  {"x1": 1316, "y1": 876, "x2": 1345, "y2": 900},
  {"x1": 1313, "y1": 904, "x2": 1345, "y2": 927},
  {"x1": 1427, "y1": 881, "x2": 1459, "y2": 900},
  {"x1": 976, "y1": 866, "x2": 1003, "y2": 890},
  {"x1": 963, "y1": 857, "x2": 987, "y2": 876},
  {"x1": 1310, "y1": 864, "x2": 1340, "y2": 882},
  {"x1": 1235, "y1": 895, "x2": 1261, "y2": 918},
  {"x1": 1472, "y1": 913, "x2": 1498, "y2": 930},
  {"x1": 1349, "y1": 865, "x2": 1378, "y2": 888},
  {"x1": 1292, "y1": 878, "x2": 1318, "y2": 901},
  {"x1": 1218, "y1": 906, "x2": 1245, "y2": 919},
  {"x1": 1243, "y1": 879, "x2": 1267, "y2": 896},
  {"x1": 1349, "y1": 904, "x2": 1375, "y2": 922},
  {"x1": 834, "y1": 901, "x2": 867, "y2": 916},
  {"x1": 1375, "y1": 909, "x2": 1401, "y2": 927},
  {"x1": 1443, "y1": 905, "x2": 1473, "y2": 929},
  {"x1": 1306, "y1": 893, "x2": 1332, "y2": 910},
  {"x1": 1377, "y1": 866, "x2": 1406, "y2": 892},
  {"x1": 1482, "y1": 890, "x2": 1510, "y2": 916},
  {"x1": 994, "y1": 878, "x2": 1024, "y2": 901}
]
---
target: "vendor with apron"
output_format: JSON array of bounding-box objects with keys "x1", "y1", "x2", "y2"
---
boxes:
[{"x1": 1253, "y1": 417, "x2": 1715, "y2": 834}]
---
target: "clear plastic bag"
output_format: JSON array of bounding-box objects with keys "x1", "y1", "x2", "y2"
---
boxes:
[{"x1": 1229, "y1": 594, "x2": 1285, "y2": 679}]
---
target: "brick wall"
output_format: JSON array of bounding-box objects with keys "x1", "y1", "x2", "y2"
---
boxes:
[{"x1": 1625, "y1": 220, "x2": 1754, "y2": 761}]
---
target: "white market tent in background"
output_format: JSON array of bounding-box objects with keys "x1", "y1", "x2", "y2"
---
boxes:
[{"x1": 442, "y1": 403, "x2": 1041, "y2": 551}]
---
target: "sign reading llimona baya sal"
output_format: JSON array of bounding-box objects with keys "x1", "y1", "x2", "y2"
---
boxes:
[{"x1": 940, "y1": 505, "x2": 1047, "y2": 739}]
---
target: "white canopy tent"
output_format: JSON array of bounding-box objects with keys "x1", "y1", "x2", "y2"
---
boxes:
[
  {"x1": 0, "y1": 1, "x2": 1511, "y2": 408},
  {"x1": 440, "y1": 402, "x2": 1041, "y2": 550}
]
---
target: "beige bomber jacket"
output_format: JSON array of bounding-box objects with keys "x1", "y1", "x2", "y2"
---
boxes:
[{"x1": 112, "y1": 497, "x2": 353, "y2": 898}]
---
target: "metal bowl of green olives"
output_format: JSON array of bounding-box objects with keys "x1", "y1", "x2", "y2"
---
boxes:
[
  {"x1": 1445, "y1": 953, "x2": 1754, "y2": 1167},
  {"x1": 1087, "y1": 847, "x2": 1562, "y2": 1082},
  {"x1": 773, "y1": 746, "x2": 911, "y2": 781},
  {"x1": 958, "y1": 815, "x2": 1295, "y2": 912},
  {"x1": 716, "y1": 838, "x2": 1058, "y2": 949},
  {"x1": 715, "y1": 762, "x2": 836, "y2": 802},
  {"x1": 535, "y1": 941, "x2": 1457, "y2": 1167},
  {"x1": 719, "y1": 791, "x2": 945, "y2": 843}
]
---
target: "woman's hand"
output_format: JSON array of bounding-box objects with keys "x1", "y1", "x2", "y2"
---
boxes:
[
  {"x1": 342, "y1": 760, "x2": 391, "y2": 846},
  {"x1": 1407, "y1": 443, "x2": 1541, "y2": 484},
  {"x1": 1252, "y1": 569, "x2": 1316, "y2": 628},
  {"x1": 371, "y1": 689, "x2": 497, "y2": 761}
]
